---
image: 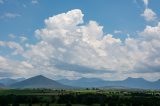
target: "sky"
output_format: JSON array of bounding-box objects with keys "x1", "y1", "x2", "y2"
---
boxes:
[{"x1": 0, "y1": 0, "x2": 160, "y2": 81}]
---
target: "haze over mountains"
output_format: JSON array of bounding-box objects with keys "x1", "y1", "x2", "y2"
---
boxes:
[{"x1": 0, "y1": 75, "x2": 159, "y2": 89}]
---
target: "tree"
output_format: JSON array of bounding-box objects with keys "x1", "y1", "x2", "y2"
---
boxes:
[
  {"x1": 66, "y1": 102, "x2": 72, "y2": 106},
  {"x1": 12, "y1": 103, "x2": 19, "y2": 106},
  {"x1": 46, "y1": 102, "x2": 50, "y2": 106},
  {"x1": 28, "y1": 103, "x2": 32, "y2": 106},
  {"x1": 100, "y1": 102, "x2": 106, "y2": 106}
]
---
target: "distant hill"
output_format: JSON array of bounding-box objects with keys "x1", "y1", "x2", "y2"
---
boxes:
[
  {"x1": 57, "y1": 77, "x2": 160, "y2": 89},
  {"x1": 152, "y1": 79, "x2": 160, "y2": 89},
  {"x1": 58, "y1": 77, "x2": 107, "y2": 88},
  {"x1": 0, "y1": 83, "x2": 5, "y2": 88},
  {"x1": 15, "y1": 78, "x2": 26, "y2": 82},
  {"x1": 10, "y1": 75, "x2": 72, "y2": 89},
  {"x1": 4, "y1": 75, "x2": 160, "y2": 89},
  {"x1": 0, "y1": 78, "x2": 25, "y2": 86}
]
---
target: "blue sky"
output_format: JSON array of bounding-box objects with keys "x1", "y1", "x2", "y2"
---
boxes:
[
  {"x1": 0, "y1": 0, "x2": 160, "y2": 81},
  {"x1": 1, "y1": 0, "x2": 158, "y2": 40}
]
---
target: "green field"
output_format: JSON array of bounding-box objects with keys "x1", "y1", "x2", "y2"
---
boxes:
[{"x1": 0, "y1": 89, "x2": 160, "y2": 106}]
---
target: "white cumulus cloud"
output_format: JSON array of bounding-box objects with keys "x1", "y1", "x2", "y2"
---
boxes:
[
  {"x1": 0, "y1": 9, "x2": 160, "y2": 81},
  {"x1": 25, "y1": 9, "x2": 160, "y2": 80},
  {"x1": 20, "y1": 36, "x2": 28, "y2": 43},
  {"x1": 143, "y1": 0, "x2": 149, "y2": 7},
  {"x1": 0, "y1": 0, "x2": 4, "y2": 4},
  {"x1": 31, "y1": 0, "x2": 38, "y2": 4},
  {"x1": 140, "y1": 22, "x2": 160, "y2": 38},
  {"x1": 141, "y1": 8, "x2": 157, "y2": 22},
  {"x1": 141, "y1": 0, "x2": 157, "y2": 22},
  {"x1": 0, "y1": 41, "x2": 24, "y2": 55},
  {"x1": 0, "y1": 12, "x2": 21, "y2": 19}
]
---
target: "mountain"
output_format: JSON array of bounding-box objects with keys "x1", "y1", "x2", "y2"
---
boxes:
[
  {"x1": 10, "y1": 75, "x2": 72, "y2": 89},
  {"x1": 101, "y1": 77, "x2": 153, "y2": 89},
  {"x1": 15, "y1": 78, "x2": 26, "y2": 82},
  {"x1": 57, "y1": 77, "x2": 160, "y2": 89},
  {"x1": 0, "y1": 83, "x2": 5, "y2": 88},
  {"x1": 118, "y1": 77, "x2": 151, "y2": 88},
  {"x1": 5, "y1": 75, "x2": 159, "y2": 89},
  {"x1": 0, "y1": 78, "x2": 25, "y2": 86},
  {"x1": 58, "y1": 77, "x2": 107, "y2": 88},
  {"x1": 152, "y1": 79, "x2": 160, "y2": 89}
]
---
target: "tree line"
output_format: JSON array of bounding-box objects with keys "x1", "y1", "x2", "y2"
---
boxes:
[{"x1": 0, "y1": 92, "x2": 160, "y2": 106}]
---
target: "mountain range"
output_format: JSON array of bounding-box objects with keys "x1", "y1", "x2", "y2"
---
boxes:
[
  {"x1": 57, "y1": 77, "x2": 160, "y2": 89},
  {"x1": 0, "y1": 83, "x2": 5, "y2": 88},
  {"x1": 10, "y1": 75, "x2": 72, "y2": 89},
  {"x1": 0, "y1": 78, "x2": 25, "y2": 86},
  {"x1": 0, "y1": 75, "x2": 159, "y2": 89}
]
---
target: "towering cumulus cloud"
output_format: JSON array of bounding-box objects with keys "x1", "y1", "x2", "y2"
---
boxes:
[
  {"x1": 0, "y1": 9, "x2": 160, "y2": 80},
  {"x1": 22, "y1": 9, "x2": 160, "y2": 80}
]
